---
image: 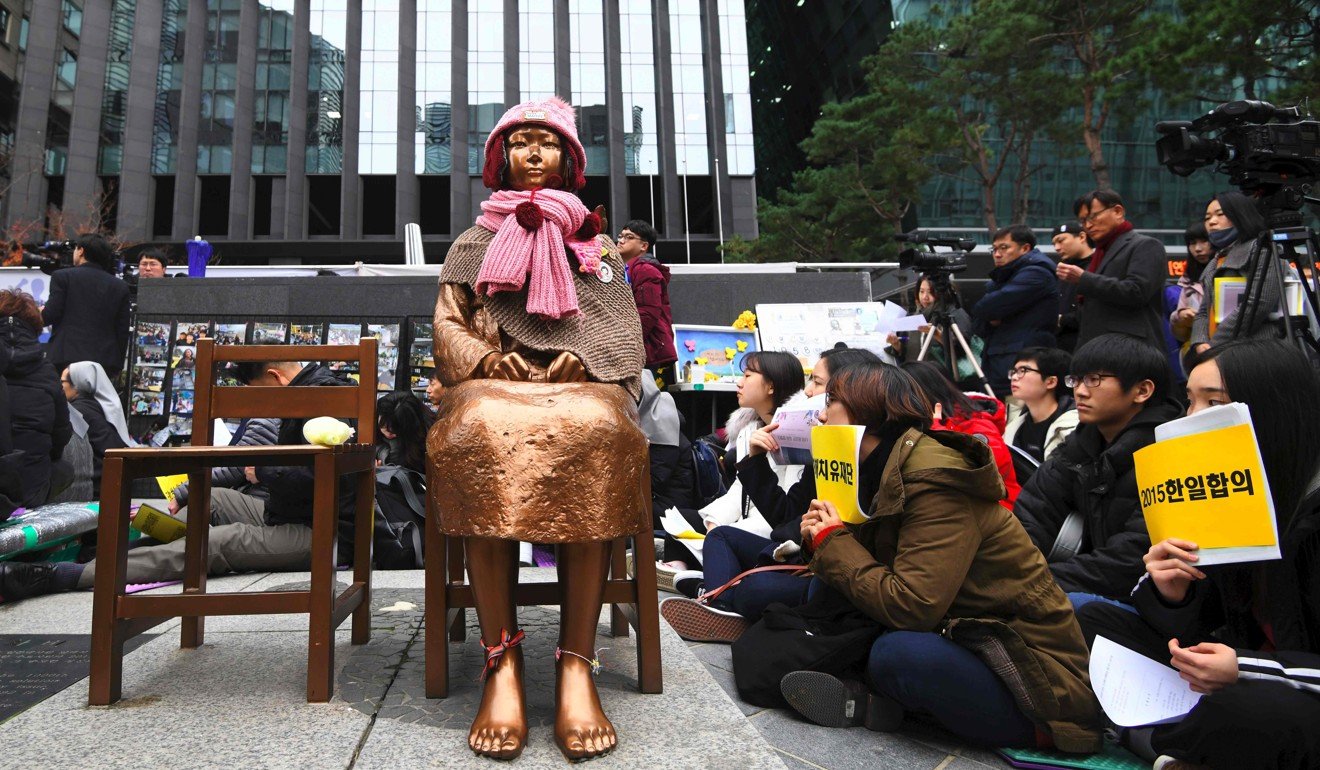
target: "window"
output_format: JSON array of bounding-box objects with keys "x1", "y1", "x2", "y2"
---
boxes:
[
  {"x1": 55, "y1": 50, "x2": 77, "y2": 90},
  {"x1": 62, "y1": 0, "x2": 82, "y2": 36},
  {"x1": 0, "y1": 9, "x2": 11, "y2": 47}
]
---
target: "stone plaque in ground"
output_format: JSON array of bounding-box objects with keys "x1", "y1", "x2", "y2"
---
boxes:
[{"x1": 0, "y1": 634, "x2": 157, "y2": 723}]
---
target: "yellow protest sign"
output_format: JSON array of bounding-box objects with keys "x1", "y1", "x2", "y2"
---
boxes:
[
  {"x1": 811, "y1": 425, "x2": 867, "y2": 524},
  {"x1": 1133, "y1": 421, "x2": 1279, "y2": 565},
  {"x1": 156, "y1": 473, "x2": 189, "y2": 502}
]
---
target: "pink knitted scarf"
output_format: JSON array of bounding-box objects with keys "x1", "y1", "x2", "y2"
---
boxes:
[{"x1": 475, "y1": 189, "x2": 592, "y2": 320}]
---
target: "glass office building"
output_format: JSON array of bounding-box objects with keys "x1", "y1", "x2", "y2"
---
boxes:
[{"x1": 3, "y1": 0, "x2": 757, "y2": 263}]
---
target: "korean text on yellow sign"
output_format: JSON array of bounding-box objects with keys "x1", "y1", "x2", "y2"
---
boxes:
[
  {"x1": 811, "y1": 425, "x2": 866, "y2": 524},
  {"x1": 1133, "y1": 423, "x2": 1275, "y2": 550}
]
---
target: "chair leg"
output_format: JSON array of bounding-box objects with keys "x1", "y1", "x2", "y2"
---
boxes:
[
  {"x1": 425, "y1": 516, "x2": 448, "y2": 698},
  {"x1": 181, "y1": 470, "x2": 211, "y2": 649},
  {"x1": 350, "y1": 469, "x2": 374, "y2": 645},
  {"x1": 446, "y1": 536, "x2": 466, "y2": 642},
  {"x1": 89, "y1": 458, "x2": 132, "y2": 706},
  {"x1": 610, "y1": 539, "x2": 629, "y2": 637},
  {"x1": 307, "y1": 456, "x2": 337, "y2": 702},
  {"x1": 632, "y1": 526, "x2": 664, "y2": 694}
]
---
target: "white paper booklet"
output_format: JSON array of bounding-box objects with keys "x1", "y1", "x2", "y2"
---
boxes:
[{"x1": 1090, "y1": 635, "x2": 1202, "y2": 727}]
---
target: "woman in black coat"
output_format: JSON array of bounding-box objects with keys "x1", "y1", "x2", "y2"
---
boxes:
[{"x1": 0, "y1": 290, "x2": 73, "y2": 507}]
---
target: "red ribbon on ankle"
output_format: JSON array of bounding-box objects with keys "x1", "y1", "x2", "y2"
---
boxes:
[{"x1": 479, "y1": 628, "x2": 525, "y2": 681}]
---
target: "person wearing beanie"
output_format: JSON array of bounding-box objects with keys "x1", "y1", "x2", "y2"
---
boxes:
[
  {"x1": 428, "y1": 96, "x2": 646, "y2": 762},
  {"x1": 1051, "y1": 221, "x2": 1093, "y2": 353}
]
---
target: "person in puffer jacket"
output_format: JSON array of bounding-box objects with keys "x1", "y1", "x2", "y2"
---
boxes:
[
  {"x1": 169, "y1": 417, "x2": 281, "y2": 512},
  {"x1": 0, "y1": 290, "x2": 73, "y2": 507},
  {"x1": 901, "y1": 361, "x2": 1020, "y2": 509}
]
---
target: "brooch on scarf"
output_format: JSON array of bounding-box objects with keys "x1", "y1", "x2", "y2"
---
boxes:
[{"x1": 567, "y1": 241, "x2": 612, "y2": 283}]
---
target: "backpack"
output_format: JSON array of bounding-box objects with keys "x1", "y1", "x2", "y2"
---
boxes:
[
  {"x1": 373, "y1": 465, "x2": 426, "y2": 569},
  {"x1": 690, "y1": 437, "x2": 727, "y2": 508}
]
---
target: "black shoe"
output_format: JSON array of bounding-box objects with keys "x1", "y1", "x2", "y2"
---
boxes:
[
  {"x1": 0, "y1": 562, "x2": 60, "y2": 603},
  {"x1": 780, "y1": 671, "x2": 904, "y2": 731},
  {"x1": 673, "y1": 570, "x2": 704, "y2": 599}
]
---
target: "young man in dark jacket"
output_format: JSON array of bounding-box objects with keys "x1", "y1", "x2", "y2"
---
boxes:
[
  {"x1": 619, "y1": 220, "x2": 678, "y2": 385},
  {"x1": 971, "y1": 225, "x2": 1061, "y2": 398},
  {"x1": 1014, "y1": 334, "x2": 1182, "y2": 608},
  {"x1": 1051, "y1": 222, "x2": 1093, "y2": 353},
  {"x1": 0, "y1": 361, "x2": 353, "y2": 603}
]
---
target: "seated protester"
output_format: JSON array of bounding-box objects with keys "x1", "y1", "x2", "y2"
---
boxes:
[
  {"x1": 900, "y1": 361, "x2": 1020, "y2": 509},
  {"x1": 0, "y1": 360, "x2": 353, "y2": 602},
  {"x1": 638, "y1": 370, "x2": 698, "y2": 526},
  {"x1": 0, "y1": 290, "x2": 74, "y2": 506},
  {"x1": 1003, "y1": 346, "x2": 1079, "y2": 463},
  {"x1": 661, "y1": 352, "x2": 805, "y2": 579},
  {"x1": 661, "y1": 347, "x2": 881, "y2": 643},
  {"x1": 1188, "y1": 192, "x2": 1278, "y2": 367},
  {"x1": 885, "y1": 274, "x2": 979, "y2": 385},
  {"x1": 171, "y1": 417, "x2": 282, "y2": 512},
  {"x1": 375, "y1": 391, "x2": 434, "y2": 474},
  {"x1": 61, "y1": 361, "x2": 134, "y2": 488},
  {"x1": 1014, "y1": 334, "x2": 1182, "y2": 610},
  {"x1": 1076, "y1": 339, "x2": 1320, "y2": 770},
  {"x1": 781, "y1": 361, "x2": 1102, "y2": 752}
]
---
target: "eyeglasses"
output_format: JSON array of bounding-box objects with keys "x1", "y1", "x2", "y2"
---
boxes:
[
  {"x1": 616, "y1": 233, "x2": 638, "y2": 243},
  {"x1": 991, "y1": 243, "x2": 1019, "y2": 253},
  {"x1": 1007, "y1": 366, "x2": 1041, "y2": 380},
  {"x1": 1081, "y1": 206, "x2": 1116, "y2": 224},
  {"x1": 1064, "y1": 373, "x2": 1118, "y2": 389}
]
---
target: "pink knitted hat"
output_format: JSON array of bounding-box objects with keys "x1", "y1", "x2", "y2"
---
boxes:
[{"x1": 482, "y1": 96, "x2": 587, "y2": 192}]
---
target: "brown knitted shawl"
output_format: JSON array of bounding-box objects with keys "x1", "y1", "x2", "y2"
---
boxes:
[{"x1": 440, "y1": 225, "x2": 645, "y2": 401}]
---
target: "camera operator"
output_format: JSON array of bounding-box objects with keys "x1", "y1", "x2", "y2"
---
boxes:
[
  {"x1": 41, "y1": 234, "x2": 131, "y2": 380},
  {"x1": 971, "y1": 225, "x2": 1060, "y2": 398}
]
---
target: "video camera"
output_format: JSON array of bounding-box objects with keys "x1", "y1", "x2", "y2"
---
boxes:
[
  {"x1": 1155, "y1": 100, "x2": 1320, "y2": 220},
  {"x1": 19, "y1": 240, "x2": 77, "y2": 273},
  {"x1": 894, "y1": 230, "x2": 974, "y2": 274}
]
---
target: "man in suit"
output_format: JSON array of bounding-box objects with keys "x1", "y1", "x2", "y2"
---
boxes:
[
  {"x1": 1056, "y1": 190, "x2": 1169, "y2": 352},
  {"x1": 41, "y1": 234, "x2": 132, "y2": 378}
]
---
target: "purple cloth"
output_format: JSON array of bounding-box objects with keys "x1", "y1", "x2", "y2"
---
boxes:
[{"x1": 185, "y1": 239, "x2": 212, "y2": 277}]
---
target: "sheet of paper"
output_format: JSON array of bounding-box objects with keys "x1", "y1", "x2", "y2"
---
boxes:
[
  {"x1": 659, "y1": 506, "x2": 705, "y2": 563},
  {"x1": 772, "y1": 394, "x2": 826, "y2": 452},
  {"x1": 212, "y1": 419, "x2": 233, "y2": 447},
  {"x1": 1089, "y1": 636, "x2": 1202, "y2": 727}
]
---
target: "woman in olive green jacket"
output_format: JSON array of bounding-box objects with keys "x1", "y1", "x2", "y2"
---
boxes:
[{"x1": 783, "y1": 361, "x2": 1102, "y2": 753}]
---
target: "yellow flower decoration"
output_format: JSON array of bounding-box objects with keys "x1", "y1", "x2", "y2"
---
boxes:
[
  {"x1": 704, "y1": 372, "x2": 719, "y2": 382},
  {"x1": 736, "y1": 340, "x2": 748, "y2": 352},
  {"x1": 732, "y1": 310, "x2": 758, "y2": 331},
  {"x1": 695, "y1": 357, "x2": 708, "y2": 365},
  {"x1": 725, "y1": 347, "x2": 736, "y2": 361}
]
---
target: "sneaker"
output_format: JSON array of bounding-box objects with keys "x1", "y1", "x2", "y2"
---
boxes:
[
  {"x1": 655, "y1": 561, "x2": 682, "y2": 593},
  {"x1": 659, "y1": 597, "x2": 750, "y2": 643},
  {"x1": 673, "y1": 570, "x2": 704, "y2": 599},
  {"x1": 780, "y1": 671, "x2": 904, "y2": 731},
  {"x1": 1153, "y1": 757, "x2": 1209, "y2": 770},
  {"x1": 0, "y1": 562, "x2": 60, "y2": 604}
]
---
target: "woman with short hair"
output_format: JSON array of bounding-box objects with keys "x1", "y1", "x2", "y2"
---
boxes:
[{"x1": 1188, "y1": 192, "x2": 1277, "y2": 363}]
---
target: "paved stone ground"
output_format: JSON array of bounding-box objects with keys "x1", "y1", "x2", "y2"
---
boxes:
[{"x1": 0, "y1": 568, "x2": 1014, "y2": 770}]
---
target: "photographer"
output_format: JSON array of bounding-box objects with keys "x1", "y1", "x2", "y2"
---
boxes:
[
  {"x1": 1188, "y1": 191, "x2": 1278, "y2": 365},
  {"x1": 970, "y1": 225, "x2": 1060, "y2": 398},
  {"x1": 41, "y1": 234, "x2": 131, "y2": 379},
  {"x1": 886, "y1": 274, "x2": 979, "y2": 384}
]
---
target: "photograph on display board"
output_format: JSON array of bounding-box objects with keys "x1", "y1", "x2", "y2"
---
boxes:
[
  {"x1": 214, "y1": 322, "x2": 248, "y2": 345},
  {"x1": 252, "y1": 322, "x2": 287, "y2": 344},
  {"x1": 671, "y1": 324, "x2": 760, "y2": 382},
  {"x1": 410, "y1": 374, "x2": 430, "y2": 391},
  {"x1": 291, "y1": 323, "x2": 324, "y2": 345},
  {"x1": 136, "y1": 321, "x2": 170, "y2": 349},
  {"x1": 172, "y1": 389, "x2": 195, "y2": 416},
  {"x1": 138, "y1": 344, "x2": 168, "y2": 365},
  {"x1": 410, "y1": 321, "x2": 434, "y2": 368},
  {"x1": 130, "y1": 391, "x2": 165, "y2": 416},
  {"x1": 368, "y1": 323, "x2": 400, "y2": 390},
  {"x1": 131, "y1": 365, "x2": 166, "y2": 392},
  {"x1": 172, "y1": 345, "x2": 197, "y2": 370},
  {"x1": 167, "y1": 415, "x2": 192, "y2": 436},
  {"x1": 176, "y1": 321, "x2": 210, "y2": 345},
  {"x1": 328, "y1": 323, "x2": 362, "y2": 346},
  {"x1": 216, "y1": 363, "x2": 242, "y2": 388},
  {"x1": 172, "y1": 367, "x2": 196, "y2": 391}
]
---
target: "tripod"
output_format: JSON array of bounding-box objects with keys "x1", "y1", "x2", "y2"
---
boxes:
[
  {"x1": 1234, "y1": 218, "x2": 1320, "y2": 360},
  {"x1": 915, "y1": 310, "x2": 995, "y2": 397}
]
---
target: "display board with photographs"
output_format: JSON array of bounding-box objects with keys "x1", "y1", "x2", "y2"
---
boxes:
[
  {"x1": 327, "y1": 323, "x2": 363, "y2": 375},
  {"x1": 368, "y1": 323, "x2": 400, "y2": 391},
  {"x1": 409, "y1": 320, "x2": 434, "y2": 397},
  {"x1": 252, "y1": 322, "x2": 287, "y2": 344},
  {"x1": 291, "y1": 323, "x2": 324, "y2": 345}
]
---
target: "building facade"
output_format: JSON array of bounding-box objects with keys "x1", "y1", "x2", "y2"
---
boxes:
[{"x1": 3, "y1": 0, "x2": 757, "y2": 264}]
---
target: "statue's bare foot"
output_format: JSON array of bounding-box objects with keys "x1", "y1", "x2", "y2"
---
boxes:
[
  {"x1": 554, "y1": 652, "x2": 617, "y2": 760},
  {"x1": 469, "y1": 646, "x2": 528, "y2": 760}
]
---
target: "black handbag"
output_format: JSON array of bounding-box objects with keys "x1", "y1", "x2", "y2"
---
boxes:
[{"x1": 731, "y1": 584, "x2": 884, "y2": 708}]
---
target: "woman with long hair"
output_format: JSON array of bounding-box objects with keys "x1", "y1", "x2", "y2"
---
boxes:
[
  {"x1": 775, "y1": 361, "x2": 1101, "y2": 752},
  {"x1": 1188, "y1": 191, "x2": 1276, "y2": 363},
  {"x1": 886, "y1": 273, "x2": 980, "y2": 379},
  {"x1": 661, "y1": 347, "x2": 880, "y2": 643},
  {"x1": 375, "y1": 391, "x2": 435, "y2": 473},
  {"x1": 1077, "y1": 339, "x2": 1320, "y2": 770},
  {"x1": 0, "y1": 290, "x2": 74, "y2": 506},
  {"x1": 900, "y1": 360, "x2": 1020, "y2": 508}
]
